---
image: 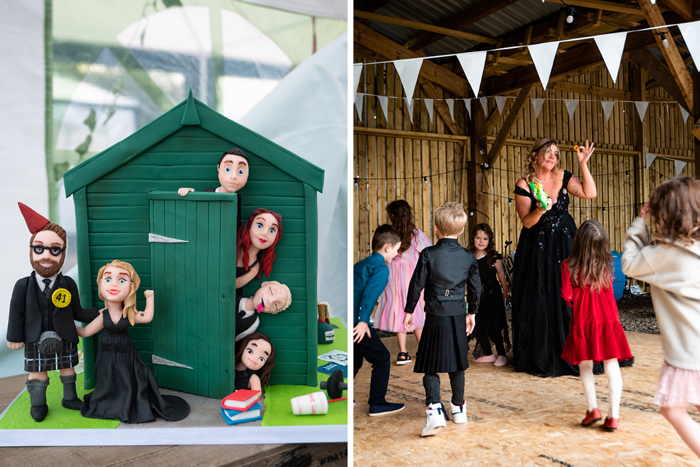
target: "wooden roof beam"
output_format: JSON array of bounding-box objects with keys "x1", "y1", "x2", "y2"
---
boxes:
[
  {"x1": 550, "y1": 81, "x2": 631, "y2": 100},
  {"x1": 354, "y1": 20, "x2": 471, "y2": 97},
  {"x1": 629, "y1": 47, "x2": 688, "y2": 111},
  {"x1": 487, "y1": 84, "x2": 534, "y2": 165},
  {"x1": 406, "y1": 0, "x2": 523, "y2": 51},
  {"x1": 544, "y1": 0, "x2": 643, "y2": 15},
  {"x1": 637, "y1": 0, "x2": 693, "y2": 112},
  {"x1": 659, "y1": 0, "x2": 692, "y2": 19},
  {"x1": 354, "y1": 10, "x2": 498, "y2": 45}
]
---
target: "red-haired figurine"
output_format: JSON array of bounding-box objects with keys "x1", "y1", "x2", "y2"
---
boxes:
[{"x1": 236, "y1": 208, "x2": 283, "y2": 291}]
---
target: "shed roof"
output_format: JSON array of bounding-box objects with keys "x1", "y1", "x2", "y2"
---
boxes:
[{"x1": 64, "y1": 91, "x2": 325, "y2": 196}]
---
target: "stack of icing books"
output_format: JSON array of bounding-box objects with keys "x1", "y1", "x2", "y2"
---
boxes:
[{"x1": 220, "y1": 389, "x2": 263, "y2": 425}]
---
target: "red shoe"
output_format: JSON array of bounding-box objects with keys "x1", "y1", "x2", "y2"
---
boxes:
[
  {"x1": 581, "y1": 408, "x2": 602, "y2": 426},
  {"x1": 604, "y1": 417, "x2": 619, "y2": 431}
]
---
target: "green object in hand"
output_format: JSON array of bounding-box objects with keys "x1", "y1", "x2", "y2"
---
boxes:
[{"x1": 529, "y1": 182, "x2": 549, "y2": 210}]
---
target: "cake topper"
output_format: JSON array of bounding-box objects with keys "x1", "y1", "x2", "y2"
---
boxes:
[
  {"x1": 236, "y1": 208, "x2": 283, "y2": 290},
  {"x1": 236, "y1": 281, "x2": 292, "y2": 342},
  {"x1": 234, "y1": 332, "x2": 276, "y2": 397},
  {"x1": 178, "y1": 147, "x2": 249, "y2": 196}
]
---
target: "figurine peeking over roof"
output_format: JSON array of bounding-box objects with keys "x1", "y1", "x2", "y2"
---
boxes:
[
  {"x1": 6, "y1": 203, "x2": 100, "y2": 422},
  {"x1": 236, "y1": 208, "x2": 283, "y2": 292},
  {"x1": 236, "y1": 281, "x2": 292, "y2": 342},
  {"x1": 178, "y1": 147, "x2": 249, "y2": 196}
]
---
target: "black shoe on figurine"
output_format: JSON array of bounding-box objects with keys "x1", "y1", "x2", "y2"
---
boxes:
[
  {"x1": 30, "y1": 404, "x2": 48, "y2": 422},
  {"x1": 62, "y1": 397, "x2": 83, "y2": 411}
]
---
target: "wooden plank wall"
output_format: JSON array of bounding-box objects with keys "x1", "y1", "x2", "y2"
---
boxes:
[{"x1": 354, "y1": 63, "x2": 697, "y2": 267}]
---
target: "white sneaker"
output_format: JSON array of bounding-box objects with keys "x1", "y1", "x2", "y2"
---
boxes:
[
  {"x1": 450, "y1": 400, "x2": 467, "y2": 424},
  {"x1": 421, "y1": 403, "x2": 447, "y2": 437}
]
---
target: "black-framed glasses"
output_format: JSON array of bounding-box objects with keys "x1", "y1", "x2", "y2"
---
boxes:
[{"x1": 29, "y1": 244, "x2": 65, "y2": 257}]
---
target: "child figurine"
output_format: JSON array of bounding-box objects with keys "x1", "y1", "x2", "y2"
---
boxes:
[
  {"x1": 236, "y1": 208, "x2": 283, "y2": 292},
  {"x1": 178, "y1": 147, "x2": 250, "y2": 229},
  {"x1": 235, "y1": 332, "x2": 276, "y2": 397},
  {"x1": 236, "y1": 281, "x2": 292, "y2": 342},
  {"x1": 404, "y1": 202, "x2": 482, "y2": 437},
  {"x1": 623, "y1": 177, "x2": 700, "y2": 455},
  {"x1": 561, "y1": 220, "x2": 632, "y2": 431},
  {"x1": 467, "y1": 223, "x2": 510, "y2": 367},
  {"x1": 7, "y1": 203, "x2": 100, "y2": 422},
  {"x1": 78, "y1": 260, "x2": 190, "y2": 423}
]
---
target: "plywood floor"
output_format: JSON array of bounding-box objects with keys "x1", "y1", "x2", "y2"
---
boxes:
[{"x1": 353, "y1": 331, "x2": 700, "y2": 466}]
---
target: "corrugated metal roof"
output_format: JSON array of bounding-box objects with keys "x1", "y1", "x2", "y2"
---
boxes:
[{"x1": 366, "y1": 0, "x2": 563, "y2": 62}]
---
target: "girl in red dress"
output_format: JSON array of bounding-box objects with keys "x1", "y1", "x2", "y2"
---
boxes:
[{"x1": 561, "y1": 219, "x2": 633, "y2": 431}]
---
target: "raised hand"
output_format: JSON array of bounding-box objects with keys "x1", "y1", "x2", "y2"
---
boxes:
[{"x1": 576, "y1": 139, "x2": 595, "y2": 166}]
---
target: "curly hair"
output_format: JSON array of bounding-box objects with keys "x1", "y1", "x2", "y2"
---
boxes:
[
  {"x1": 97, "y1": 260, "x2": 140, "y2": 326},
  {"x1": 649, "y1": 176, "x2": 700, "y2": 245},
  {"x1": 386, "y1": 200, "x2": 417, "y2": 254},
  {"x1": 523, "y1": 138, "x2": 561, "y2": 184},
  {"x1": 567, "y1": 219, "x2": 612, "y2": 292},
  {"x1": 235, "y1": 332, "x2": 276, "y2": 388},
  {"x1": 467, "y1": 223, "x2": 500, "y2": 268}
]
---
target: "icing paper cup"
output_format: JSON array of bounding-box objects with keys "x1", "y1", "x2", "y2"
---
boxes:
[{"x1": 291, "y1": 391, "x2": 329, "y2": 415}]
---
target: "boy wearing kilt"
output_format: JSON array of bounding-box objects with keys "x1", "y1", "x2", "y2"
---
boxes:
[
  {"x1": 6, "y1": 203, "x2": 99, "y2": 422},
  {"x1": 403, "y1": 202, "x2": 482, "y2": 437}
]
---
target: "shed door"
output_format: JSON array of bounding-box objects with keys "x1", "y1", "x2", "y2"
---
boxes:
[{"x1": 148, "y1": 191, "x2": 237, "y2": 399}]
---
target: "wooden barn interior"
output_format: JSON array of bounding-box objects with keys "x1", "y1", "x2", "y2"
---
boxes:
[
  {"x1": 353, "y1": 0, "x2": 700, "y2": 464},
  {"x1": 354, "y1": 0, "x2": 700, "y2": 260}
]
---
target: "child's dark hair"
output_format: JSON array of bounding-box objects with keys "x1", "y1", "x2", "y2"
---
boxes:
[
  {"x1": 649, "y1": 176, "x2": 700, "y2": 245},
  {"x1": 567, "y1": 219, "x2": 612, "y2": 292},
  {"x1": 371, "y1": 224, "x2": 400, "y2": 252},
  {"x1": 235, "y1": 332, "x2": 276, "y2": 388},
  {"x1": 386, "y1": 200, "x2": 416, "y2": 254},
  {"x1": 467, "y1": 223, "x2": 499, "y2": 267}
]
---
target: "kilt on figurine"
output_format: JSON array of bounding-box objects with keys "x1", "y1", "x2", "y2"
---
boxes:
[{"x1": 6, "y1": 203, "x2": 99, "y2": 422}]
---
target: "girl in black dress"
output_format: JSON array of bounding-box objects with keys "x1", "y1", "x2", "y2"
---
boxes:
[
  {"x1": 77, "y1": 260, "x2": 189, "y2": 423},
  {"x1": 467, "y1": 223, "x2": 510, "y2": 367}
]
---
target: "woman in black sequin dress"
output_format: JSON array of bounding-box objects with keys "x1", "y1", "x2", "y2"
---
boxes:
[{"x1": 511, "y1": 139, "x2": 597, "y2": 377}]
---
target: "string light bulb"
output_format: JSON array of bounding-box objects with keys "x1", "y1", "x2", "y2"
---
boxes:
[
  {"x1": 651, "y1": 0, "x2": 656, "y2": 4},
  {"x1": 566, "y1": 8, "x2": 575, "y2": 24},
  {"x1": 660, "y1": 32, "x2": 669, "y2": 48},
  {"x1": 470, "y1": 210, "x2": 474, "y2": 217}
]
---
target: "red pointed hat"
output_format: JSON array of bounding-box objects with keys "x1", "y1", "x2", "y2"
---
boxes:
[{"x1": 18, "y1": 202, "x2": 50, "y2": 234}]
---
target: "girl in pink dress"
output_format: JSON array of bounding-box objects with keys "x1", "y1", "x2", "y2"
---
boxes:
[
  {"x1": 561, "y1": 219, "x2": 632, "y2": 431},
  {"x1": 374, "y1": 200, "x2": 432, "y2": 365}
]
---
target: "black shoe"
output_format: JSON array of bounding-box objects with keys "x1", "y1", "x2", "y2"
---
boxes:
[
  {"x1": 62, "y1": 398, "x2": 83, "y2": 411},
  {"x1": 30, "y1": 404, "x2": 48, "y2": 422},
  {"x1": 396, "y1": 352, "x2": 412, "y2": 365},
  {"x1": 369, "y1": 402, "x2": 405, "y2": 417}
]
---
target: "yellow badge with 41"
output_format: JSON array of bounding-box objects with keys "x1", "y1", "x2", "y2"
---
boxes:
[{"x1": 51, "y1": 288, "x2": 71, "y2": 308}]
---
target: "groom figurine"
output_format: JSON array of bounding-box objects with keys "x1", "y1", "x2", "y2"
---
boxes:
[{"x1": 6, "y1": 203, "x2": 99, "y2": 421}]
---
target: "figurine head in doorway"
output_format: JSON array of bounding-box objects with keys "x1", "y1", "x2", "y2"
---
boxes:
[
  {"x1": 236, "y1": 209, "x2": 283, "y2": 287},
  {"x1": 97, "y1": 260, "x2": 140, "y2": 325},
  {"x1": 235, "y1": 332, "x2": 276, "y2": 391}
]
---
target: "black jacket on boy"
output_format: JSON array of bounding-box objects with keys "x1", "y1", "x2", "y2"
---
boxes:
[{"x1": 405, "y1": 238, "x2": 482, "y2": 317}]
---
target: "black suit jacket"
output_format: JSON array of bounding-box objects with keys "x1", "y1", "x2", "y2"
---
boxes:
[
  {"x1": 405, "y1": 238, "x2": 482, "y2": 317},
  {"x1": 7, "y1": 272, "x2": 99, "y2": 344}
]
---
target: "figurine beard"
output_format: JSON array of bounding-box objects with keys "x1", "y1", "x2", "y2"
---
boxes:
[{"x1": 31, "y1": 255, "x2": 65, "y2": 278}]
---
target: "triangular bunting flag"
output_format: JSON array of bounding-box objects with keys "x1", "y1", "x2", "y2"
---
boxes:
[
  {"x1": 531, "y1": 98, "x2": 545, "y2": 119},
  {"x1": 528, "y1": 41, "x2": 559, "y2": 90},
  {"x1": 635, "y1": 101, "x2": 649, "y2": 122},
  {"x1": 353, "y1": 64, "x2": 363, "y2": 93},
  {"x1": 645, "y1": 152, "x2": 657, "y2": 169},
  {"x1": 601, "y1": 101, "x2": 615, "y2": 122},
  {"x1": 463, "y1": 99, "x2": 472, "y2": 119},
  {"x1": 495, "y1": 96, "x2": 508, "y2": 115},
  {"x1": 355, "y1": 93, "x2": 364, "y2": 121},
  {"x1": 593, "y1": 32, "x2": 627, "y2": 83},
  {"x1": 680, "y1": 105, "x2": 690, "y2": 123},
  {"x1": 405, "y1": 98, "x2": 415, "y2": 124},
  {"x1": 678, "y1": 21, "x2": 700, "y2": 72},
  {"x1": 675, "y1": 160, "x2": 687, "y2": 176},
  {"x1": 377, "y1": 96, "x2": 389, "y2": 121},
  {"x1": 456, "y1": 51, "x2": 487, "y2": 97},
  {"x1": 425, "y1": 99, "x2": 434, "y2": 123},
  {"x1": 480, "y1": 97, "x2": 488, "y2": 118},
  {"x1": 394, "y1": 58, "x2": 423, "y2": 99},
  {"x1": 565, "y1": 99, "x2": 578, "y2": 120},
  {"x1": 446, "y1": 99, "x2": 455, "y2": 120}
]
